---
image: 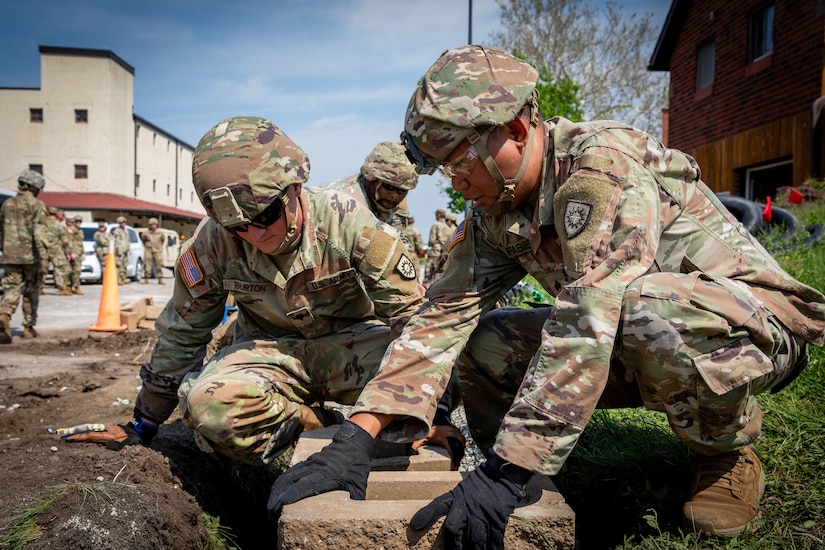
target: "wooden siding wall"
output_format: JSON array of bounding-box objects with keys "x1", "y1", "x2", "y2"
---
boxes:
[{"x1": 689, "y1": 111, "x2": 810, "y2": 194}]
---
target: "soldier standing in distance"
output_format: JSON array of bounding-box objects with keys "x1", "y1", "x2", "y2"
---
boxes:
[
  {"x1": 66, "y1": 214, "x2": 85, "y2": 294},
  {"x1": 112, "y1": 216, "x2": 130, "y2": 284},
  {"x1": 65, "y1": 116, "x2": 463, "y2": 471},
  {"x1": 141, "y1": 217, "x2": 165, "y2": 284},
  {"x1": 44, "y1": 207, "x2": 72, "y2": 295},
  {"x1": 93, "y1": 220, "x2": 112, "y2": 272},
  {"x1": 0, "y1": 170, "x2": 49, "y2": 343},
  {"x1": 269, "y1": 45, "x2": 825, "y2": 546},
  {"x1": 423, "y1": 208, "x2": 452, "y2": 286}
]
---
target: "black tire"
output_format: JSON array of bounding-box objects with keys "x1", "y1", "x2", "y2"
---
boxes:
[{"x1": 716, "y1": 194, "x2": 764, "y2": 233}]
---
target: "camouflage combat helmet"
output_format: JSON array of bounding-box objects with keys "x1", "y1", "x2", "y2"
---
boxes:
[
  {"x1": 148, "y1": 217, "x2": 158, "y2": 225},
  {"x1": 116, "y1": 216, "x2": 127, "y2": 223},
  {"x1": 18, "y1": 169, "x2": 46, "y2": 191},
  {"x1": 48, "y1": 206, "x2": 59, "y2": 215},
  {"x1": 402, "y1": 45, "x2": 539, "y2": 173},
  {"x1": 446, "y1": 212, "x2": 457, "y2": 222},
  {"x1": 360, "y1": 142, "x2": 418, "y2": 191},
  {"x1": 192, "y1": 116, "x2": 310, "y2": 229}
]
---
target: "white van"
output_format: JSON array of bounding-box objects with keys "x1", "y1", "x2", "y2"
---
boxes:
[{"x1": 79, "y1": 223, "x2": 145, "y2": 283}]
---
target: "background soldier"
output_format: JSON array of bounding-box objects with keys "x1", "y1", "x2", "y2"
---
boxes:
[
  {"x1": 93, "y1": 220, "x2": 112, "y2": 272},
  {"x1": 45, "y1": 207, "x2": 72, "y2": 295},
  {"x1": 423, "y1": 208, "x2": 452, "y2": 286},
  {"x1": 141, "y1": 217, "x2": 165, "y2": 285},
  {"x1": 66, "y1": 116, "x2": 462, "y2": 472},
  {"x1": 0, "y1": 170, "x2": 49, "y2": 343},
  {"x1": 66, "y1": 214, "x2": 85, "y2": 294},
  {"x1": 402, "y1": 214, "x2": 425, "y2": 260},
  {"x1": 322, "y1": 141, "x2": 420, "y2": 269},
  {"x1": 269, "y1": 45, "x2": 825, "y2": 545},
  {"x1": 112, "y1": 216, "x2": 130, "y2": 285}
]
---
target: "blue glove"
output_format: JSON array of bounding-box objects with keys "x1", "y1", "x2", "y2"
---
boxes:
[
  {"x1": 267, "y1": 420, "x2": 376, "y2": 514},
  {"x1": 410, "y1": 454, "x2": 532, "y2": 549}
]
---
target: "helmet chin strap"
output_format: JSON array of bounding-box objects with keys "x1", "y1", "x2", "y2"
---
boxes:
[
  {"x1": 270, "y1": 185, "x2": 302, "y2": 255},
  {"x1": 472, "y1": 94, "x2": 541, "y2": 216},
  {"x1": 370, "y1": 182, "x2": 393, "y2": 214}
]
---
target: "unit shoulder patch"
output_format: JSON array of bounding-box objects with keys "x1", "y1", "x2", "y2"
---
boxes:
[
  {"x1": 562, "y1": 199, "x2": 593, "y2": 239},
  {"x1": 396, "y1": 255, "x2": 417, "y2": 280}
]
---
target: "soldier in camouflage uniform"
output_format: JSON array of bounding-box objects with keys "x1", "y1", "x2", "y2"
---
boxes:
[
  {"x1": 423, "y1": 208, "x2": 453, "y2": 286},
  {"x1": 44, "y1": 207, "x2": 72, "y2": 295},
  {"x1": 402, "y1": 214, "x2": 425, "y2": 259},
  {"x1": 112, "y1": 216, "x2": 130, "y2": 284},
  {"x1": 0, "y1": 170, "x2": 49, "y2": 343},
  {"x1": 322, "y1": 141, "x2": 421, "y2": 265},
  {"x1": 93, "y1": 220, "x2": 112, "y2": 270},
  {"x1": 66, "y1": 116, "x2": 463, "y2": 470},
  {"x1": 141, "y1": 217, "x2": 165, "y2": 285},
  {"x1": 269, "y1": 46, "x2": 825, "y2": 544},
  {"x1": 66, "y1": 215, "x2": 85, "y2": 294}
]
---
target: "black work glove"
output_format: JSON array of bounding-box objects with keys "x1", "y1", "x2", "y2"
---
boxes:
[
  {"x1": 410, "y1": 454, "x2": 532, "y2": 550},
  {"x1": 267, "y1": 420, "x2": 376, "y2": 515}
]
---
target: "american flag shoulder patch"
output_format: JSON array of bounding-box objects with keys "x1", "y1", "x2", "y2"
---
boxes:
[
  {"x1": 179, "y1": 249, "x2": 204, "y2": 287},
  {"x1": 447, "y1": 220, "x2": 467, "y2": 253}
]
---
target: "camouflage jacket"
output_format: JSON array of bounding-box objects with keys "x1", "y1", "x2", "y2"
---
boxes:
[
  {"x1": 45, "y1": 218, "x2": 71, "y2": 265},
  {"x1": 354, "y1": 117, "x2": 825, "y2": 474},
  {"x1": 94, "y1": 230, "x2": 112, "y2": 255},
  {"x1": 0, "y1": 191, "x2": 48, "y2": 264},
  {"x1": 403, "y1": 225, "x2": 425, "y2": 256},
  {"x1": 141, "y1": 228, "x2": 165, "y2": 253},
  {"x1": 67, "y1": 225, "x2": 84, "y2": 257},
  {"x1": 138, "y1": 187, "x2": 425, "y2": 423},
  {"x1": 112, "y1": 226, "x2": 130, "y2": 254},
  {"x1": 427, "y1": 220, "x2": 452, "y2": 256}
]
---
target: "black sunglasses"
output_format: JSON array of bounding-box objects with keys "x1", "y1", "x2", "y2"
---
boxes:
[{"x1": 231, "y1": 199, "x2": 284, "y2": 233}]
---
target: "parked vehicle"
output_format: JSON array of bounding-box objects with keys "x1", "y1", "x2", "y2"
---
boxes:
[{"x1": 79, "y1": 222, "x2": 145, "y2": 283}]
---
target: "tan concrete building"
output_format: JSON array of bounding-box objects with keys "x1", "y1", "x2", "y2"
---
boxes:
[{"x1": 0, "y1": 45, "x2": 203, "y2": 236}]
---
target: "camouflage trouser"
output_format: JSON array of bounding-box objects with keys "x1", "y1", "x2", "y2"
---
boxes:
[
  {"x1": 96, "y1": 251, "x2": 108, "y2": 274},
  {"x1": 116, "y1": 252, "x2": 128, "y2": 283},
  {"x1": 68, "y1": 257, "x2": 83, "y2": 289},
  {"x1": 0, "y1": 264, "x2": 40, "y2": 327},
  {"x1": 144, "y1": 248, "x2": 163, "y2": 281},
  {"x1": 177, "y1": 320, "x2": 395, "y2": 464},
  {"x1": 51, "y1": 258, "x2": 69, "y2": 290},
  {"x1": 459, "y1": 273, "x2": 809, "y2": 458}
]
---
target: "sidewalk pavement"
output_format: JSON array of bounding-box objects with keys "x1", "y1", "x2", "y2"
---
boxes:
[{"x1": 5, "y1": 271, "x2": 174, "y2": 339}]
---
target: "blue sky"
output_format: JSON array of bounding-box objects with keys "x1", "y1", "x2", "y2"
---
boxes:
[{"x1": 0, "y1": 0, "x2": 669, "y2": 228}]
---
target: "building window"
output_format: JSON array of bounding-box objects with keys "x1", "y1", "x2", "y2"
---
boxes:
[
  {"x1": 153, "y1": 133, "x2": 157, "y2": 146},
  {"x1": 179, "y1": 189, "x2": 183, "y2": 200},
  {"x1": 696, "y1": 41, "x2": 715, "y2": 91},
  {"x1": 152, "y1": 179, "x2": 157, "y2": 192},
  {"x1": 29, "y1": 164, "x2": 43, "y2": 175},
  {"x1": 135, "y1": 174, "x2": 140, "y2": 189},
  {"x1": 749, "y1": 4, "x2": 774, "y2": 63},
  {"x1": 166, "y1": 184, "x2": 171, "y2": 196},
  {"x1": 30, "y1": 108, "x2": 43, "y2": 123},
  {"x1": 75, "y1": 109, "x2": 88, "y2": 123},
  {"x1": 74, "y1": 165, "x2": 88, "y2": 179}
]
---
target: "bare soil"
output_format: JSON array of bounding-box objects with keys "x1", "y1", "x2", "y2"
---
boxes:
[{"x1": 0, "y1": 330, "x2": 276, "y2": 550}]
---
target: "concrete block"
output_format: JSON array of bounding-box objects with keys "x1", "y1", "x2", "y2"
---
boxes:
[
  {"x1": 279, "y1": 473, "x2": 575, "y2": 549},
  {"x1": 279, "y1": 426, "x2": 575, "y2": 549},
  {"x1": 291, "y1": 426, "x2": 452, "y2": 472}
]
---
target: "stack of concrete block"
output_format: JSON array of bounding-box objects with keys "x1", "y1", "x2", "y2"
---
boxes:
[
  {"x1": 119, "y1": 297, "x2": 164, "y2": 330},
  {"x1": 279, "y1": 426, "x2": 575, "y2": 549}
]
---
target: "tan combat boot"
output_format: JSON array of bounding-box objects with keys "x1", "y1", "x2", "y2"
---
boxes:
[
  {"x1": 22, "y1": 326, "x2": 38, "y2": 339},
  {"x1": 158, "y1": 279, "x2": 165, "y2": 285},
  {"x1": 58, "y1": 288, "x2": 74, "y2": 296},
  {"x1": 297, "y1": 405, "x2": 345, "y2": 432},
  {"x1": 683, "y1": 445, "x2": 765, "y2": 536},
  {"x1": 73, "y1": 287, "x2": 84, "y2": 295},
  {"x1": 0, "y1": 313, "x2": 11, "y2": 344},
  {"x1": 141, "y1": 279, "x2": 149, "y2": 284}
]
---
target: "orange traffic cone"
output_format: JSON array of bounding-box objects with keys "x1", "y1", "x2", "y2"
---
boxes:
[{"x1": 89, "y1": 247, "x2": 127, "y2": 332}]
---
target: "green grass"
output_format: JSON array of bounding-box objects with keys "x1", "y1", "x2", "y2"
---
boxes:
[{"x1": 552, "y1": 203, "x2": 825, "y2": 549}]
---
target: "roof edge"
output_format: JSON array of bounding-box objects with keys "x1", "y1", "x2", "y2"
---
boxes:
[
  {"x1": 648, "y1": 0, "x2": 691, "y2": 71},
  {"x1": 38, "y1": 45, "x2": 135, "y2": 75}
]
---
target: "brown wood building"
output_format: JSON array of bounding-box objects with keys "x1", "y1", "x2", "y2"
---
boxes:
[{"x1": 649, "y1": 0, "x2": 825, "y2": 201}]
